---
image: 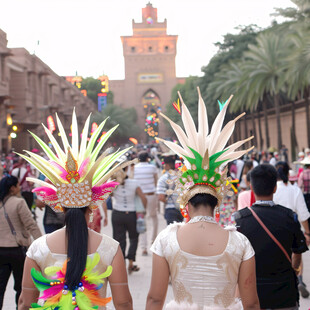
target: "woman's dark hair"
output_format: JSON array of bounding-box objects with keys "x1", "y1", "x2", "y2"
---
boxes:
[
  {"x1": 163, "y1": 156, "x2": 175, "y2": 167},
  {"x1": 276, "y1": 161, "x2": 289, "y2": 184},
  {"x1": 246, "y1": 171, "x2": 251, "y2": 183},
  {"x1": 189, "y1": 193, "x2": 218, "y2": 209},
  {"x1": 241, "y1": 160, "x2": 253, "y2": 176},
  {"x1": 0, "y1": 175, "x2": 18, "y2": 202},
  {"x1": 250, "y1": 164, "x2": 277, "y2": 196},
  {"x1": 64, "y1": 207, "x2": 88, "y2": 290}
]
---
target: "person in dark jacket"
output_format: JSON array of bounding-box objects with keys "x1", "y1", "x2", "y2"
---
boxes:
[{"x1": 234, "y1": 164, "x2": 308, "y2": 310}]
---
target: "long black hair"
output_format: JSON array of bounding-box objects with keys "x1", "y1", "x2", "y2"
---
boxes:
[
  {"x1": 189, "y1": 193, "x2": 218, "y2": 209},
  {"x1": 64, "y1": 207, "x2": 88, "y2": 290},
  {"x1": 276, "y1": 161, "x2": 289, "y2": 184},
  {"x1": 0, "y1": 175, "x2": 18, "y2": 202}
]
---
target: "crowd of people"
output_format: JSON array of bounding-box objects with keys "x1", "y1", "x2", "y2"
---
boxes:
[{"x1": 1, "y1": 93, "x2": 310, "y2": 309}]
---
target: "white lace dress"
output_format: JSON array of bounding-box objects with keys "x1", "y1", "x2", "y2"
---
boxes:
[
  {"x1": 151, "y1": 223, "x2": 255, "y2": 310},
  {"x1": 27, "y1": 232, "x2": 119, "y2": 310}
]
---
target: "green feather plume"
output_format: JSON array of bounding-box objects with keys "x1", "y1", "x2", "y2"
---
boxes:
[
  {"x1": 31, "y1": 268, "x2": 51, "y2": 291},
  {"x1": 75, "y1": 290, "x2": 94, "y2": 310}
]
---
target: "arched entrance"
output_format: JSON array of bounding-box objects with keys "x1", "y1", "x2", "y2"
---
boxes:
[{"x1": 142, "y1": 90, "x2": 161, "y2": 141}]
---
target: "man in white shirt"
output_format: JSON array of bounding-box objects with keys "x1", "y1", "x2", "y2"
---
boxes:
[
  {"x1": 268, "y1": 152, "x2": 277, "y2": 166},
  {"x1": 134, "y1": 151, "x2": 158, "y2": 255},
  {"x1": 236, "y1": 159, "x2": 244, "y2": 182},
  {"x1": 273, "y1": 180, "x2": 310, "y2": 235},
  {"x1": 274, "y1": 161, "x2": 310, "y2": 298}
]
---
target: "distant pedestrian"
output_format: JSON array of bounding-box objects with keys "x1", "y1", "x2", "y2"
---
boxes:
[
  {"x1": 237, "y1": 172, "x2": 256, "y2": 210},
  {"x1": 274, "y1": 162, "x2": 310, "y2": 242},
  {"x1": 239, "y1": 160, "x2": 253, "y2": 190},
  {"x1": 0, "y1": 176, "x2": 41, "y2": 309},
  {"x1": 156, "y1": 155, "x2": 183, "y2": 225},
  {"x1": 112, "y1": 166, "x2": 147, "y2": 273},
  {"x1": 298, "y1": 157, "x2": 310, "y2": 217},
  {"x1": 268, "y1": 152, "x2": 277, "y2": 166},
  {"x1": 134, "y1": 151, "x2": 158, "y2": 255},
  {"x1": 11, "y1": 158, "x2": 34, "y2": 212},
  {"x1": 234, "y1": 164, "x2": 308, "y2": 309}
]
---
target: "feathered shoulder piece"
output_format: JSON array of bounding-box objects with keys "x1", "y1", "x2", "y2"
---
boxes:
[
  {"x1": 30, "y1": 253, "x2": 112, "y2": 309},
  {"x1": 17, "y1": 109, "x2": 134, "y2": 212},
  {"x1": 157, "y1": 87, "x2": 253, "y2": 214}
]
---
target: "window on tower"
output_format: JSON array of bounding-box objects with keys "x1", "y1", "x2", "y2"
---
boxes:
[
  {"x1": 131, "y1": 47, "x2": 135, "y2": 53},
  {"x1": 165, "y1": 46, "x2": 169, "y2": 52},
  {"x1": 148, "y1": 46, "x2": 152, "y2": 52}
]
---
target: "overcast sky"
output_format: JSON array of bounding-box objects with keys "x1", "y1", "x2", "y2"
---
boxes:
[{"x1": 1, "y1": 0, "x2": 293, "y2": 80}]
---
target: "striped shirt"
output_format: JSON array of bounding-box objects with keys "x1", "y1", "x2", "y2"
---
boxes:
[
  {"x1": 134, "y1": 162, "x2": 157, "y2": 193},
  {"x1": 156, "y1": 171, "x2": 179, "y2": 209}
]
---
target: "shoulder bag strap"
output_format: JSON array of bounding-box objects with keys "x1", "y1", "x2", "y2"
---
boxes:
[
  {"x1": 19, "y1": 169, "x2": 28, "y2": 186},
  {"x1": 248, "y1": 206, "x2": 292, "y2": 264},
  {"x1": 1, "y1": 200, "x2": 17, "y2": 237}
]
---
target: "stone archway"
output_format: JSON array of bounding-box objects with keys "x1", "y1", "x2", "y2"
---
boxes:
[{"x1": 142, "y1": 90, "x2": 161, "y2": 141}]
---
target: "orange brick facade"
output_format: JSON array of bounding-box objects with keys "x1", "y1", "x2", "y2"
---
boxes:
[
  {"x1": 0, "y1": 29, "x2": 94, "y2": 153},
  {"x1": 110, "y1": 3, "x2": 184, "y2": 141}
]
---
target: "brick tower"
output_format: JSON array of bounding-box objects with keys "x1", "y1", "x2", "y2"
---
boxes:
[{"x1": 118, "y1": 2, "x2": 178, "y2": 140}]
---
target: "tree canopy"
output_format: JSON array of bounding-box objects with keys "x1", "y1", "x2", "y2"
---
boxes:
[
  {"x1": 81, "y1": 77, "x2": 113, "y2": 106},
  {"x1": 91, "y1": 104, "x2": 141, "y2": 144},
  {"x1": 167, "y1": 0, "x2": 310, "y2": 153}
]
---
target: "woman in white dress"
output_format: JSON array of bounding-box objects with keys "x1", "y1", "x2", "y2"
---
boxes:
[
  {"x1": 18, "y1": 111, "x2": 134, "y2": 310},
  {"x1": 147, "y1": 89, "x2": 260, "y2": 309}
]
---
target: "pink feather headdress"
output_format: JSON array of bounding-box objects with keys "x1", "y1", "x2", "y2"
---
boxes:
[{"x1": 18, "y1": 110, "x2": 134, "y2": 212}]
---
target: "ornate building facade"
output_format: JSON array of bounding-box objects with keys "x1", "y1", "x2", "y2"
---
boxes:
[
  {"x1": 110, "y1": 3, "x2": 184, "y2": 140},
  {"x1": 0, "y1": 29, "x2": 94, "y2": 153}
]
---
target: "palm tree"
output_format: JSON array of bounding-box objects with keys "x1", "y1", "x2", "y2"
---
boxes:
[
  {"x1": 207, "y1": 62, "x2": 249, "y2": 147},
  {"x1": 243, "y1": 32, "x2": 290, "y2": 151},
  {"x1": 286, "y1": 25, "x2": 310, "y2": 146},
  {"x1": 209, "y1": 61, "x2": 267, "y2": 150}
]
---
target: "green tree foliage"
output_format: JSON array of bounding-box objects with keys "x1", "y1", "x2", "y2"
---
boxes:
[
  {"x1": 81, "y1": 77, "x2": 113, "y2": 106},
  {"x1": 90, "y1": 104, "x2": 140, "y2": 144},
  {"x1": 272, "y1": 0, "x2": 310, "y2": 21},
  {"x1": 199, "y1": 25, "x2": 261, "y2": 123},
  {"x1": 197, "y1": 0, "x2": 310, "y2": 152}
]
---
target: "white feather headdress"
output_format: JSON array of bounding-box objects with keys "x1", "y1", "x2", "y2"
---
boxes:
[{"x1": 157, "y1": 87, "x2": 253, "y2": 210}]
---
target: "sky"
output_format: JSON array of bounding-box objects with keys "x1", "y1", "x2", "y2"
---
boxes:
[{"x1": 1, "y1": 0, "x2": 293, "y2": 80}]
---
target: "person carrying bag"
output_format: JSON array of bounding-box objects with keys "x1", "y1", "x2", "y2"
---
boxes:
[
  {"x1": 0, "y1": 176, "x2": 41, "y2": 310},
  {"x1": 111, "y1": 166, "x2": 147, "y2": 273}
]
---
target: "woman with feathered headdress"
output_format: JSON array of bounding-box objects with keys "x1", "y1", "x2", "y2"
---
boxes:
[
  {"x1": 18, "y1": 110, "x2": 133, "y2": 310},
  {"x1": 146, "y1": 89, "x2": 260, "y2": 309}
]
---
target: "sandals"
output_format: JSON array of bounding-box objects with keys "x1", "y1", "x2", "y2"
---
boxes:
[{"x1": 128, "y1": 265, "x2": 140, "y2": 274}]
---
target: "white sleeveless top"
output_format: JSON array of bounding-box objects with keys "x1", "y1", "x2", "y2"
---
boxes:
[
  {"x1": 151, "y1": 223, "x2": 255, "y2": 310},
  {"x1": 27, "y1": 232, "x2": 119, "y2": 310}
]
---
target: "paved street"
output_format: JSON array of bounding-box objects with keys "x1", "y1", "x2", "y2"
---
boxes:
[{"x1": 3, "y1": 208, "x2": 310, "y2": 309}]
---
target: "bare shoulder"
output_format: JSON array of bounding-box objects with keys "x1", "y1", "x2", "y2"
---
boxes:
[
  {"x1": 88, "y1": 228, "x2": 103, "y2": 242},
  {"x1": 46, "y1": 228, "x2": 66, "y2": 253}
]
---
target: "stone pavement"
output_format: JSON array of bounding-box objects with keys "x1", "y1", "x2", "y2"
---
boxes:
[{"x1": 3, "y1": 208, "x2": 310, "y2": 309}]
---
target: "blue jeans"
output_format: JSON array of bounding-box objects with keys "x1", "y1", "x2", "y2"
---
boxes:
[{"x1": 164, "y1": 208, "x2": 183, "y2": 225}]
